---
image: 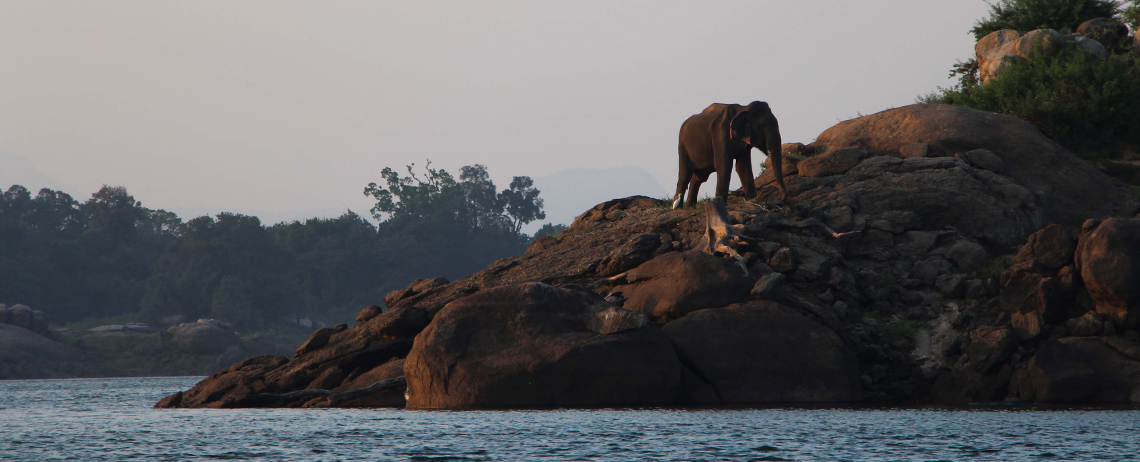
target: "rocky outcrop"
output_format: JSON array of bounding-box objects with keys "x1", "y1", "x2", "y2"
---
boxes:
[
  {"x1": 933, "y1": 217, "x2": 1140, "y2": 404},
  {"x1": 790, "y1": 104, "x2": 1136, "y2": 248},
  {"x1": 975, "y1": 26, "x2": 1119, "y2": 83},
  {"x1": 0, "y1": 304, "x2": 50, "y2": 337},
  {"x1": 404, "y1": 283, "x2": 682, "y2": 409},
  {"x1": 159, "y1": 103, "x2": 1140, "y2": 409},
  {"x1": 156, "y1": 305, "x2": 427, "y2": 408}
]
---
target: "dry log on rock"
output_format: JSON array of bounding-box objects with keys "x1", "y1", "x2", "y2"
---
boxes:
[{"x1": 699, "y1": 200, "x2": 751, "y2": 273}]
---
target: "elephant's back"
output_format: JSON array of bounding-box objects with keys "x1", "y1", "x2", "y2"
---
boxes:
[
  {"x1": 699, "y1": 103, "x2": 737, "y2": 115},
  {"x1": 680, "y1": 103, "x2": 739, "y2": 137}
]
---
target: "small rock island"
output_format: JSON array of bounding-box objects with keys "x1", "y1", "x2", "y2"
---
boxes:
[{"x1": 157, "y1": 104, "x2": 1140, "y2": 409}]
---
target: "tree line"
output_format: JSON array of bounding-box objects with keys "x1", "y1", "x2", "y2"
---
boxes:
[{"x1": 0, "y1": 163, "x2": 551, "y2": 329}]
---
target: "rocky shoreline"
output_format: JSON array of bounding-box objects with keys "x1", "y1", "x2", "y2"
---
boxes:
[{"x1": 157, "y1": 103, "x2": 1140, "y2": 409}]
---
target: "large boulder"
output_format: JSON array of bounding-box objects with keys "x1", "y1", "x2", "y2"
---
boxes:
[
  {"x1": 612, "y1": 250, "x2": 753, "y2": 321},
  {"x1": 661, "y1": 301, "x2": 860, "y2": 403},
  {"x1": 0, "y1": 304, "x2": 46, "y2": 335},
  {"x1": 1011, "y1": 337, "x2": 1140, "y2": 403},
  {"x1": 1077, "y1": 18, "x2": 1130, "y2": 50},
  {"x1": 1000, "y1": 265, "x2": 1065, "y2": 322},
  {"x1": 796, "y1": 148, "x2": 868, "y2": 178},
  {"x1": 975, "y1": 29, "x2": 1025, "y2": 83},
  {"x1": 404, "y1": 283, "x2": 683, "y2": 409},
  {"x1": 976, "y1": 29, "x2": 1112, "y2": 83},
  {"x1": 1076, "y1": 218, "x2": 1140, "y2": 327},
  {"x1": 1013, "y1": 224, "x2": 1078, "y2": 270},
  {"x1": 168, "y1": 319, "x2": 241, "y2": 355},
  {"x1": 799, "y1": 104, "x2": 1136, "y2": 248},
  {"x1": 0, "y1": 324, "x2": 80, "y2": 372},
  {"x1": 594, "y1": 232, "x2": 673, "y2": 277}
]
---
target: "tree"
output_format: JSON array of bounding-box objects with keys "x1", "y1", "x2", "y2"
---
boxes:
[
  {"x1": 29, "y1": 189, "x2": 84, "y2": 236},
  {"x1": 1123, "y1": 0, "x2": 1140, "y2": 30},
  {"x1": 499, "y1": 176, "x2": 546, "y2": 233},
  {"x1": 84, "y1": 185, "x2": 145, "y2": 241},
  {"x1": 211, "y1": 276, "x2": 254, "y2": 329},
  {"x1": 971, "y1": 0, "x2": 1120, "y2": 39},
  {"x1": 363, "y1": 161, "x2": 465, "y2": 224},
  {"x1": 459, "y1": 165, "x2": 510, "y2": 231},
  {"x1": 364, "y1": 161, "x2": 545, "y2": 233},
  {"x1": 362, "y1": 161, "x2": 544, "y2": 289}
]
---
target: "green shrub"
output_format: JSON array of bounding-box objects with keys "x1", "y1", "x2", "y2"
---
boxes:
[
  {"x1": 924, "y1": 39, "x2": 1140, "y2": 155},
  {"x1": 881, "y1": 319, "x2": 932, "y2": 339},
  {"x1": 532, "y1": 223, "x2": 568, "y2": 240}
]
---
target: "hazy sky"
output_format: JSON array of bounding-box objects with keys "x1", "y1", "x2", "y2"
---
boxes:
[{"x1": 1, "y1": 1, "x2": 990, "y2": 225}]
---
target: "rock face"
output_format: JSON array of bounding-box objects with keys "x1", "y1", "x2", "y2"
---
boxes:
[
  {"x1": 159, "y1": 102, "x2": 1140, "y2": 409},
  {"x1": 404, "y1": 283, "x2": 682, "y2": 409},
  {"x1": 662, "y1": 301, "x2": 860, "y2": 403},
  {"x1": 1076, "y1": 218, "x2": 1140, "y2": 327}
]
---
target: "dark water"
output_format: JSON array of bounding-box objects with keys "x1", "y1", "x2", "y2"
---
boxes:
[{"x1": 2, "y1": 377, "x2": 1139, "y2": 461}]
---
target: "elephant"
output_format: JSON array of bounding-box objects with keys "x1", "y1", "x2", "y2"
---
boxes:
[{"x1": 672, "y1": 101, "x2": 786, "y2": 209}]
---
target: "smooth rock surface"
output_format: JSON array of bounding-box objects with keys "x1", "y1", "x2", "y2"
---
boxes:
[
  {"x1": 662, "y1": 301, "x2": 860, "y2": 404},
  {"x1": 404, "y1": 283, "x2": 682, "y2": 409}
]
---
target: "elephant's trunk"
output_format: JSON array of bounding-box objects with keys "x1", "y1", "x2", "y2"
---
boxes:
[{"x1": 763, "y1": 119, "x2": 786, "y2": 199}]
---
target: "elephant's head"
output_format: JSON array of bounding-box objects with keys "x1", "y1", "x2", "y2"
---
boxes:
[{"x1": 729, "y1": 101, "x2": 786, "y2": 199}]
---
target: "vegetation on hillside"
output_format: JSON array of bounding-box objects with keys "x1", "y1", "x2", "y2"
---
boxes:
[
  {"x1": 0, "y1": 163, "x2": 551, "y2": 330},
  {"x1": 924, "y1": 0, "x2": 1140, "y2": 160}
]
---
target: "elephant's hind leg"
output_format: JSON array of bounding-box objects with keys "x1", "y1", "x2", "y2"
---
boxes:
[
  {"x1": 673, "y1": 146, "x2": 694, "y2": 209},
  {"x1": 685, "y1": 174, "x2": 703, "y2": 208},
  {"x1": 714, "y1": 163, "x2": 733, "y2": 205}
]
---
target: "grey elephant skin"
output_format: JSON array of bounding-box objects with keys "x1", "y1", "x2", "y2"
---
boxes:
[{"x1": 673, "y1": 101, "x2": 785, "y2": 208}]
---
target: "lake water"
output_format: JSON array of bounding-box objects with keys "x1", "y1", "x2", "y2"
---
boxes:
[{"x1": 1, "y1": 377, "x2": 1139, "y2": 461}]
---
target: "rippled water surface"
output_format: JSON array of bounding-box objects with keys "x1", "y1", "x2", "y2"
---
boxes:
[{"x1": 2, "y1": 377, "x2": 1140, "y2": 461}]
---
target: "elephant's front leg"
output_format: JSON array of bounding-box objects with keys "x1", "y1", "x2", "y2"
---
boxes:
[
  {"x1": 735, "y1": 156, "x2": 756, "y2": 199},
  {"x1": 714, "y1": 163, "x2": 733, "y2": 205}
]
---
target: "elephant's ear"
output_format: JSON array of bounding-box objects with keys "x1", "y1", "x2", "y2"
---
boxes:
[{"x1": 729, "y1": 111, "x2": 751, "y2": 144}]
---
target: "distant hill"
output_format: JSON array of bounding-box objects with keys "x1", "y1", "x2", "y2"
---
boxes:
[
  {"x1": 0, "y1": 151, "x2": 73, "y2": 194},
  {"x1": 527, "y1": 165, "x2": 667, "y2": 232}
]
